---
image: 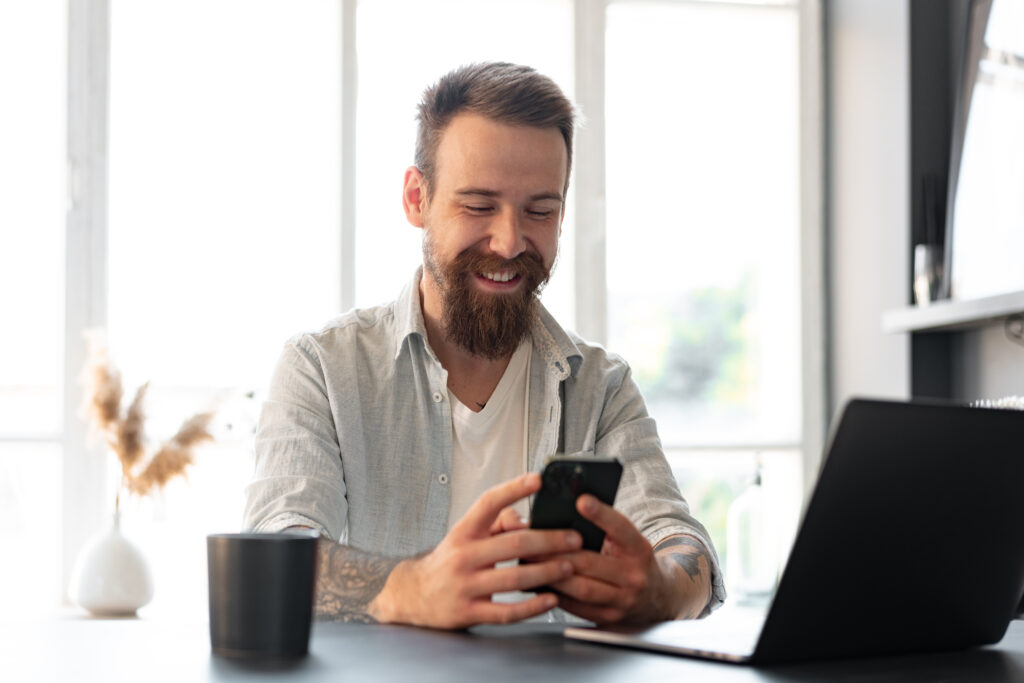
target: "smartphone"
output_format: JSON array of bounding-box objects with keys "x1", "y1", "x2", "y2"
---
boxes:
[{"x1": 529, "y1": 456, "x2": 622, "y2": 552}]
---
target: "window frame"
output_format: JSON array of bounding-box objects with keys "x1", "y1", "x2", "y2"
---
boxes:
[{"x1": 62, "y1": 0, "x2": 112, "y2": 601}]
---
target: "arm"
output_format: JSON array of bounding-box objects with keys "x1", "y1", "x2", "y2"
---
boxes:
[
  {"x1": 312, "y1": 540, "x2": 402, "y2": 623},
  {"x1": 244, "y1": 341, "x2": 349, "y2": 539},
  {"x1": 310, "y1": 474, "x2": 583, "y2": 629},
  {"x1": 652, "y1": 534, "x2": 715, "y2": 619}
]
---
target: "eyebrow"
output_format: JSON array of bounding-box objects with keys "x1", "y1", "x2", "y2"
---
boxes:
[{"x1": 455, "y1": 188, "x2": 564, "y2": 204}]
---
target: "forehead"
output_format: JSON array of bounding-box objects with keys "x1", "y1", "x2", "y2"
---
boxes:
[{"x1": 432, "y1": 113, "x2": 567, "y2": 197}]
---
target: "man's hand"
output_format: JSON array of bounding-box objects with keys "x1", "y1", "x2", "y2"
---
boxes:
[
  {"x1": 548, "y1": 494, "x2": 712, "y2": 624},
  {"x1": 368, "y1": 473, "x2": 582, "y2": 629}
]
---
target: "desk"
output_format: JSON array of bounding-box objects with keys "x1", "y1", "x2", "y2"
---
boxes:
[{"x1": 5, "y1": 616, "x2": 1024, "y2": 682}]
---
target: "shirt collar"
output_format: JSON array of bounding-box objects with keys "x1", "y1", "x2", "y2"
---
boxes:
[
  {"x1": 394, "y1": 267, "x2": 432, "y2": 362},
  {"x1": 394, "y1": 266, "x2": 583, "y2": 377},
  {"x1": 532, "y1": 302, "x2": 582, "y2": 380}
]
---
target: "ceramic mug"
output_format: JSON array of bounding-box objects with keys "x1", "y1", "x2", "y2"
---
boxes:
[{"x1": 207, "y1": 530, "x2": 320, "y2": 659}]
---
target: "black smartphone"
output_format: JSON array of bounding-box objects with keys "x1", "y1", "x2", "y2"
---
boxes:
[{"x1": 529, "y1": 456, "x2": 622, "y2": 552}]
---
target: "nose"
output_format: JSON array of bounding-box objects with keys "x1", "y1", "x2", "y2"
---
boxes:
[{"x1": 488, "y1": 209, "x2": 526, "y2": 260}]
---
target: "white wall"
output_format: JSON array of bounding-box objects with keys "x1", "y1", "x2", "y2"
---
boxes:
[{"x1": 826, "y1": 0, "x2": 911, "y2": 433}]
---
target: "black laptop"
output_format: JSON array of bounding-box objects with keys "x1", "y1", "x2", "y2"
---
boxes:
[{"x1": 565, "y1": 398, "x2": 1024, "y2": 664}]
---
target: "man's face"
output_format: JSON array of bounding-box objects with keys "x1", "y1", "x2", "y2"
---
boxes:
[{"x1": 408, "y1": 113, "x2": 567, "y2": 359}]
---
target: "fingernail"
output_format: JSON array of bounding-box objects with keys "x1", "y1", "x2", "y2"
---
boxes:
[
  {"x1": 567, "y1": 532, "x2": 582, "y2": 548},
  {"x1": 561, "y1": 561, "x2": 572, "y2": 574},
  {"x1": 544, "y1": 595, "x2": 558, "y2": 608}
]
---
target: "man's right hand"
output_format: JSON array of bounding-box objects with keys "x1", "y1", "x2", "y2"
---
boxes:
[{"x1": 367, "y1": 472, "x2": 582, "y2": 629}]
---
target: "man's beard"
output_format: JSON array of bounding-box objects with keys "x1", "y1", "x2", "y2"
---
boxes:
[{"x1": 423, "y1": 232, "x2": 551, "y2": 360}]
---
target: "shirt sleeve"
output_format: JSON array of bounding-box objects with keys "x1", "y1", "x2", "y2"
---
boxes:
[
  {"x1": 591, "y1": 362, "x2": 727, "y2": 616},
  {"x1": 242, "y1": 338, "x2": 349, "y2": 540}
]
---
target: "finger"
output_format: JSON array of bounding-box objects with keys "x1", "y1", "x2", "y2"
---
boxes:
[
  {"x1": 455, "y1": 473, "x2": 541, "y2": 539},
  {"x1": 467, "y1": 559, "x2": 573, "y2": 595},
  {"x1": 468, "y1": 593, "x2": 559, "y2": 625},
  {"x1": 576, "y1": 495, "x2": 649, "y2": 554},
  {"x1": 519, "y1": 551, "x2": 557, "y2": 564},
  {"x1": 469, "y1": 528, "x2": 582, "y2": 568},
  {"x1": 558, "y1": 550, "x2": 635, "y2": 587},
  {"x1": 548, "y1": 573, "x2": 620, "y2": 606},
  {"x1": 489, "y1": 506, "x2": 528, "y2": 536},
  {"x1": 556, "y1": 595, "x2": 624, "y2": 626}
]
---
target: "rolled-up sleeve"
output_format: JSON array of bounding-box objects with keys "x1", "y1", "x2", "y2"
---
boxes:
[
  {"x1": 592, "y1": 362, "x2": 727, "y2": 615},
  {"x1": 243, "y1": 339, "x2": 348, "y2": 540}
]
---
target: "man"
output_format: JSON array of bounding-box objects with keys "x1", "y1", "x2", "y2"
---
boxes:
[{"x1": 244, "y1": 62, "x2": 725, "y2": 628}]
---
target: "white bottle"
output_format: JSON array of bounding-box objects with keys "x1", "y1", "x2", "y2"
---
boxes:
[{"x1": 726, "y1": 460, "x2": 777, "y2": 605}]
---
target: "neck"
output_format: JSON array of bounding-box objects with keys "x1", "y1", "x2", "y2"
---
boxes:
[{"x1": 419, "y1": 274, "x2": 515, "y2": 411}]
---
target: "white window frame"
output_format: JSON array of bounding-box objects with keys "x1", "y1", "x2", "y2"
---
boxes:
[
  {"x1": 63, "y1": 0, "x2": 111, "y2": 599},
  {"x1": 797, "y1": 0, "x2": 826, "y2": 494},
  {"x1": 61, "y1": 0, "x2": 825, "y2": 594}
]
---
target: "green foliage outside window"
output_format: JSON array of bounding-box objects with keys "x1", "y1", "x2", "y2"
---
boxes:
[{"x1": 635, "y1": 275, "x2": 753, "y2": 407}]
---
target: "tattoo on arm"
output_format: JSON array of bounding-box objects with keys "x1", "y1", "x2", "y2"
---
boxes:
[
  {"x1": 654, "y1": 536, "x2": 706, "y2": 581},
  {"x1": 314, "y1": 539, "x2": 402, "y2": 624},
  {"x1": 654, "y1": 536, "x2": 713, "y2": 618}
]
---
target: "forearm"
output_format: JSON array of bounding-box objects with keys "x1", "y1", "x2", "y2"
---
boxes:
[
  {"x1": 313, "y1": 537, "x2": 405, "y2": 623},
  {"x1": 653, "y1": 535, "x2": 714, "y2": 620}
]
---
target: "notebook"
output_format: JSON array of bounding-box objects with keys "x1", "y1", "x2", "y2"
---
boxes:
[{"x1": 564, "y1": 398, "x2": 1024, "y2": 664}]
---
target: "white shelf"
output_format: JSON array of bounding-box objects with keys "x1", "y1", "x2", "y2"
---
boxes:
[{"x1": 882, "y1": 290, "x2": 1024, "y2": 333}]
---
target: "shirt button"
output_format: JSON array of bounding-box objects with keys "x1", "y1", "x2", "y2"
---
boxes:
[
  {"x1": 432, "y1": 391, "x2": 443, "y2": 403},
  {"x1": 438, "y1": 473, "x2": 449, "y2": 485}
]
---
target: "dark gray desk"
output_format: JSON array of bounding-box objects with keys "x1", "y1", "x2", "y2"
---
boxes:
[{"x1": 5, "y1": 616, "x2": 1024, "y2": 682}]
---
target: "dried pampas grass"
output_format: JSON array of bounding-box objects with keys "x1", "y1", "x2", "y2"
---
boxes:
[
  {"x1": 85, "y1": 334, "x2": 124, "y2": 434},
  {"x1": 83, "y1": 334, "x2": 215, "y2": 510},
  {"x1": 117, "y1": 381, "x2": 149, "y2": 474},
  {"x1": 127, "y1": 411, "x2": 216, "y2": 497}
]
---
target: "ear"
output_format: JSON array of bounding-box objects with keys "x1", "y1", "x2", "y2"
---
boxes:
[{"x1": 403, "y1": 166, "x2": 428, "y2": 228}]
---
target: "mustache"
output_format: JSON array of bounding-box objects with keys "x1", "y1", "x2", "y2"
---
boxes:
[{"x1": 451, "y1": 250, "x2": 548, "y2": 284}]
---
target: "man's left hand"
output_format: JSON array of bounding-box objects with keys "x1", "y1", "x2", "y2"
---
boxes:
[{"x1": 546, "y1": 495, "x2": 711, "y2": 624}]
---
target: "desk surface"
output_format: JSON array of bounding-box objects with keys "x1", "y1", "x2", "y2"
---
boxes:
[{"x1": 5, "y1": 616, "x2": 1024, "y2": 682}]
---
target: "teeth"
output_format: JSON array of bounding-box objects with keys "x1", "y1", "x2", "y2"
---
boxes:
[{"x1": 482, "y1": 271, "x2": 516, "y2": 283}]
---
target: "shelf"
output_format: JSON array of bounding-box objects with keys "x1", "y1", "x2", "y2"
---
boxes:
[{"x1": 883, "y1": 290, "x2": 1024, "y2": 333}]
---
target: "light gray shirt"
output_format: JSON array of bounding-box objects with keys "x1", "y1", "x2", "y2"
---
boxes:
[{"x1": 243, "y1": 268, "x2": 725, "y2": 614}]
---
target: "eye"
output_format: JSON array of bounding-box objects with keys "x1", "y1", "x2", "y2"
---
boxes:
[
  {"x1": 466, "y1": 205, "x2": 493, "y2": 214},
  {"x1": 527, "y1": 209, "x2": 555, "y2": 220}
]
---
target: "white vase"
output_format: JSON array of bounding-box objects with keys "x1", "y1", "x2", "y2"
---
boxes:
[{"x1": 69, "y1": 510, "x2": 154, "y2": 616}]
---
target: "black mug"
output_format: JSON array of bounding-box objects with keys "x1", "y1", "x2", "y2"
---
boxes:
[{"x1": 207, "y1": 531, "x2": 320, "y2": 659}]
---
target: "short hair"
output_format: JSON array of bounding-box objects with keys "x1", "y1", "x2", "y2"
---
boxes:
[{"x1": 415, "y1": 62, "x2": 577, "y2": 198}]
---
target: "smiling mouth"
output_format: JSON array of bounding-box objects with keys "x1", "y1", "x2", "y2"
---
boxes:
[{"x1": 477, "y1": 269, "x2": 521, "y2": 284}]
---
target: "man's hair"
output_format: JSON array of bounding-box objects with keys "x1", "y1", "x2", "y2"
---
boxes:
[{"x1": 415, "y1": 62, "x2": 577, "y2": 198}]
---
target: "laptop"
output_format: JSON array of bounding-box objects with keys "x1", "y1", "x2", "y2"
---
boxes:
[{"x1": 564, "y1": 398, "x2": 1024, "y2": 664}]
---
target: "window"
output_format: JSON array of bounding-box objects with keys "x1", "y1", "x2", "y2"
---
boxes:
[
  {"x1": 604, "y1": 1, "x2": 805, "y2": 582},
  {"x1": 6, "y1": 0, "x2": 819, "y2": 614},
  {"x1": 105, "y1": 0, "x2": 343, "y2": 616},
  {"x1": 0, "y1": 0, "x2": 67, "y2": 614},
  {"x1": 606, "y1": 1, "x2": 801, "y2": 448}
]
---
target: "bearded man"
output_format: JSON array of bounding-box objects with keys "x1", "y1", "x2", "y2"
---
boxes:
[{"x1": 244, "y1": 62, "x2": 724, "y2": 628}]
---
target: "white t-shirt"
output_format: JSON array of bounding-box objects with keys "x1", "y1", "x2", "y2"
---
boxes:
[{"x1": 446, "y1": 338, "x2": 532, "y2": 531}]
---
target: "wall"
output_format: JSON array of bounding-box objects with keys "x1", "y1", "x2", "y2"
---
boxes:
[
  {"x1": 954, "y1": 326, "x2": 1024, "y2": 400},
  {"x1": 826, "y1": 0, "x2": 911, "y2": 433},
  {"x1": 915, "y1": 0, "x2": 1024, "y2": 403}
]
